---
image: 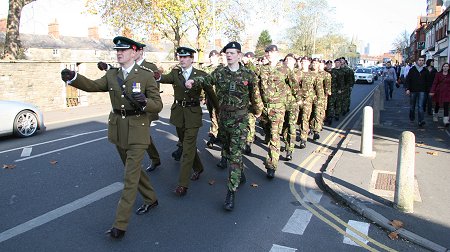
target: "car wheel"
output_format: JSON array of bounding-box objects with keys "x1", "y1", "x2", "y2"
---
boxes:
[{"x1": 13, "y1": 110, "x2": 38, "y2": 137}]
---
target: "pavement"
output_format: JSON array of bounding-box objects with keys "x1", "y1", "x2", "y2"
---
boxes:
[
  {"x1": 40, "y1": 88, "x2": 450, "y2": 251},
  {"x1": 320, "y1": 85, "x2": 450, "y2": 252}
]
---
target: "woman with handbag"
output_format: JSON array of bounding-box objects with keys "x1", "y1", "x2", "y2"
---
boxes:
[{"x1": 430, "y1": 63, "x2": 450, "y2": 127}]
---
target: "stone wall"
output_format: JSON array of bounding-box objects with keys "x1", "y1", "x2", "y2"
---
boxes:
[{"x1": 0, "y1": 61, "x2": 179, "y2": 112}]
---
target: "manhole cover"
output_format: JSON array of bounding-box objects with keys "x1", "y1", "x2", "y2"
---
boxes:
[{"x1": 375, "y1": 172, "x2": 396, "y2": 191}]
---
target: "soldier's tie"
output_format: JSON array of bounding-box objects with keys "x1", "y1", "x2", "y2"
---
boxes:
[{"x1": 123, "y1": 69, "x2": 128, "y2": 79}]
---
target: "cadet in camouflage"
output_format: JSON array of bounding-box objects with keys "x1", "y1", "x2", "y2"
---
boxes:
[
  {"x1": 310, "y1": 60, "x2": 331, "y2": 139},
  {"x1": 326, "y1": 58, "x2": 346, "y2": 125},
  {"x1": 243, "y1": 51, "x2": 258, "y2": 154},
  {"x1": 340, "y1": 58, "x2": 354, "y2": 115},
  {"x1": 187, "y1": 42, "x2": 263, "y2": 211},
  {"x1": 257, "y1": 45, "x2": 291, "y2": 179}
]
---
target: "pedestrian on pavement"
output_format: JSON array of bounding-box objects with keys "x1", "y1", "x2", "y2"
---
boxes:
[
  {"x1": 158, "y1": 47, "x2": 217, "y2": 196},
  {"x1": 381, "y1": 61, "x2": 398, "y2": 101},
  {"x1": 61, "y1": 36, "x2": 163, "y2": 239},
  {"x1": 405, "y1": 55, "x2": 431, "y2": 127},
  {"x1": 430, "y1": 62, "x2": 450, "y2": 127},
  {"x1": 425, "y1": 59, "x2": 437, "y2": 115},
  {"x1": 185, "y1": 41, "x2": 263, "y2": 211},
  {"x1": 134, "y1": 42, "x2": 162, "y2": 172}
]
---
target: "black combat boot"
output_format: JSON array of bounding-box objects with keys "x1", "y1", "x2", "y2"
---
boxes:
[
  {"x1": 223, "y1": 190, "x2": 235, "y2": 211},
  {"x1": 171, "y1": 146, "x2": 183, "y2": 161},
  {"x1": 244, "y1": 142, "x2": 252, "y2": 155},
  {"x1": 313, "y1": 132, "x2": 320, "y2": 141},
  {"x1": 285, "y1": 151, "x2": 292, "y2": 161},
  {"x1": 299, "y1": 140, "x2": 306, "y2": 149},
  {"x1": 217, "y1": 157, "x2": 227, "y2": 169},
  {"x1": 266, "y1": 167, "x2": 275, "y2": 179},
  {"x1": 206, "y1": 135, "x2": 216, "y2": 148}
]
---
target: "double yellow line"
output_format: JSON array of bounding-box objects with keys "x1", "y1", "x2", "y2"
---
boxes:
[{"x1": 289, "y1": 86, "x2": 397, "y2": 252}]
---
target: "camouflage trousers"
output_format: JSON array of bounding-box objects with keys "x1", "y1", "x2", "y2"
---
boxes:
[
  {"x1": 246, "y1": 112, "x2": 257, "y2": 144},
  {"x1": 264, "y1": 103, "x2": 286, "y2": 170},
  {"x1": 310, "y1": 96, "x2": 327, "y2": 133},
  {"x1": 219, "y1": 111, "x2": 249, "y2": 192},
  {"x1": 282, "y1": 103, "x2": 300, "y2": 152},
  {"x1": 327, "y1": 92, "x2": 342, "y2": 119},
  {"x1": 206, "y1": 99, "x2": 219, "y2": 137},
  {"x1": 341, "y1": 87, "x2": 352, "y2": 113},
  {"x1": 300, "y1": 97, "x2": 314, "y2": 141}
]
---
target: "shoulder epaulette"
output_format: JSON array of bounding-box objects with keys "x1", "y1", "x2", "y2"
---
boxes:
[{"x1": 140, "y1": 65, "x2": 154, "y2": 73}]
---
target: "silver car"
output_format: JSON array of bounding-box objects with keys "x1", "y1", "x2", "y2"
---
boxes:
[{"x1": 0, "y1": 100, "x2": 46, "y2": 137}]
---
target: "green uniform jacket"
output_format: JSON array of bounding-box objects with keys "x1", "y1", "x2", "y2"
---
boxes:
[
  {"x1": 70, "y1": 64, "x2": 163, "y2": 149},
  {"x1": 140, "y1": 60, "x2": 160, "y2": 121},
  {"x1": 159, "y1": 66, "x2": 217, "y2": 128}
]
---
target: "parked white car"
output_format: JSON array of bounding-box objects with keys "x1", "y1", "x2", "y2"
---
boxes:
[
  {"x1": 0, "y1": 100, "x2": 46, "y2": 137},
  {"x1": 354, "y1": 68, "x2": 374, "y2": 84}
]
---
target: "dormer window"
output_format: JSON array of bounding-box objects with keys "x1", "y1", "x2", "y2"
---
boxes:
[{"x1": 52, "y1": 49, "x2": 59, "y2": 56}]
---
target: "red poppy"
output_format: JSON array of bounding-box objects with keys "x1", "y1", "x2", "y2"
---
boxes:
[{"x1": 243, "y1": 80, "x2": 248, "y2": 86}]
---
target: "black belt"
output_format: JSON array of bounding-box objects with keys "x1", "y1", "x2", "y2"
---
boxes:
[
  {"x1": 175, "y1": 100, "x2": 200, "y2": 107},
  {"x1": 113, "y1": 109, "x2": 144, "y2": 117}
]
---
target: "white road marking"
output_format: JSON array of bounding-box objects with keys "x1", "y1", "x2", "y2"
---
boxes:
[
  {"x1": 20, "y1": 147, "x2": 32, "y2": 157},
  {"x1": 14, "y1": 137, "x2": 107, "y2": 162},
  {"x1": 281, "y1": 209, "x2": 312, "y2": 235},
  {"x1": 0, "y1": 182, "x2": 123, "y2": 243},
  {"x1": 343, "y1": 220, "x2": 370, "y2": 246},
  {"x1": 303, "y1": 189, "x2": 323, "y2": 203},
  {"x1": 0, "y1": 129, "x2": 107, "y2": 154},
  {"x1": 270, "y1": 244, "x2": 297, "y2": 252}
]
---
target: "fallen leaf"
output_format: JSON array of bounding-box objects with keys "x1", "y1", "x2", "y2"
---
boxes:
[
  {"x1": 388, "y1": 231, "x2": 399, "y2": 240},
  {"x1": 3, "y1": 164, "x2": 16, "y2": 169},
  {"x1": 415, "y1": 152, "x2": 420, "y2": 154},
  {"x1": 208, "y1": 179, "x2": 215, "y2": 185},
  {"x1": 417, "y1": 141, "x2": 424, "y2": 144},
  {"x1": 389, "y1": 219, "x2": 404, "y2": 229},
  {"x1": 415, "y1": 143, "x2": 427, "y2": 147},
  {"x1": 426, "y1": 151, "x2": 438, "y2": 156},
  {"x1": 250, "y1": 183, "x2": 259, "y2": 188},
  {"x1": 50, "y1": 160, "x2": 58, "y2": 165},
  {"x1": 338, "y1": 134, "x2": 346, "y2": 138}
]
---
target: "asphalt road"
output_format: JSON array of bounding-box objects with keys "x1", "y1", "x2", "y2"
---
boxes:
[{"x1": 0, "y1": 80, "x2": 428, "y2": 252}]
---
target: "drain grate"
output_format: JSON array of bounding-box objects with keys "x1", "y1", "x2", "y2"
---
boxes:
[{"x1": 374, "y1": 173, "x2": 396, "y2": 191}]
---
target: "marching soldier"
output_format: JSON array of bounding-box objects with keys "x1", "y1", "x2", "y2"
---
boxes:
[
  {"x1": 242, "y1": 51, "x2": 258, "y2": 154},
  {"x1": 326, "y1": 58, "x2": 346, "y2": 125},
  {"x1": 186, "y1": 41, "x2": 263, "y2": 211},
  {"x1": 340, "y1": 57, "x2": 354, "y2": 115},
  {"x1": 258, "y1": 45, "x2": 291, "y2": 178},
  {"x1": 310, "y1": 60, "x2": 331, "y2": 139},
  {"x1": 61, "y1": 36, "x2": 162, "y2": 239},
  {"x1": 134, "y1": 43, "x2": 162, "y2": 172},
  {"x1": 281, "y1": 53, "x2": 302, "y2": 160},
  {"x1": 158, "y1": 47, "x2": 217, "y2": 196},
  {"x1": 202, "y1": 50, "x2": 222, "y2": 148},
  {"x1": 298, "y1": 58, "x2": 322, "y2": 148}
]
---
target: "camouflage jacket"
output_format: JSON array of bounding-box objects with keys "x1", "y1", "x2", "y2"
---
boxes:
[
  {"x1": 296, "y1": 71, "x2": 323, "y2": 100},
  {"x1": 257, "y1": 62, "x2": 292, "y2": 104},
  {"x1": 286, "y1": 68, "x2": 302, "y2": 104},
  {"x1": 330, "y1": 68, "x2": 346, "y2": 93},
  {"x1": 193, "y1": 63, "x2": 263, "y2": 115},
  {"x1": 318, "y1": 70, "x2": 332, "y2": 96},
  {"x1": 342, "y1": 65, "x2": 355, "y2": 88}
]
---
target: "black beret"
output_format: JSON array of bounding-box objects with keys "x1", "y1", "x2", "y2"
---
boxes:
[
  {"x1": 113, "y1": 36, "x2": 139, "y2": 50},
  {"x1": 222, "y1": 42, "x2": 241, "y2": 52},
  {"x1": 209, "y1": 50, "x2": 219, "y2": 58},
  {"x1": 301, "y1": 56, "x2": 310, "y2": 61},
  {"x1": 244, "y1": 52, "x2": 255, "y2": 58},
  {"x1": 137, "y1": 42, "x2": 146, "y2": 49},
  {"x1": 265, "y1": 44, "x2": 278, "y2": 52},
  {"x1": 284, "y1": 53, "x2": 295, "y2": 61},
  {"x1": 177, "y1": 47, "x2": 196, "y2": 56}
]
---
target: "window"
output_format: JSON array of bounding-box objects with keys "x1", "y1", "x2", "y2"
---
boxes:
[{"x1": 52, "y1": 49, "x2": 59, "y2": 56}]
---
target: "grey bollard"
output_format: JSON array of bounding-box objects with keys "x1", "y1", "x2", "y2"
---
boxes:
[
  {"x1": 373, "y1": 88, "x2": 380, "y2": 125},
  {"x1": 394, "y1": 131, "x2": 415, "y2": 213},
  {"x1": 360, "y1": 106, "x2": 376, "y2": 157}
]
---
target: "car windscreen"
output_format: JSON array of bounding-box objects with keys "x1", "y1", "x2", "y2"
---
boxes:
[{"x1": 355, "y1": 69, "x2": 371, "y2": 73}]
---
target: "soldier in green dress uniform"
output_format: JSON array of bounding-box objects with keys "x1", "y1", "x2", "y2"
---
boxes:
[
  {"x1": 61, "y1": 36, "x2": 162, "y2": 239},
  {"x1": 158, "y1": 47, "x2": 218, "y2": 196}
]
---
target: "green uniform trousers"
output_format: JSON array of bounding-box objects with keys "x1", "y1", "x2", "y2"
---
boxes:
[
  {"x1": 146, "y1": 134, "x2": 160, "y2": 163},
  {"x1": 245, "y1": 112, "x2": 256, "y2": 144},
  {"x1": 114, "y1": 146, "x2": 157, "y2": 230},
  {"x1": 176, "y1": 126, "x2": 203, "y2": 188}
]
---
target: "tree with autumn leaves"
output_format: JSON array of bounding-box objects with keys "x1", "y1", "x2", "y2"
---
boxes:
[{"x1": 2, "y1": 0, "x2": 36, "y2": 60}]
